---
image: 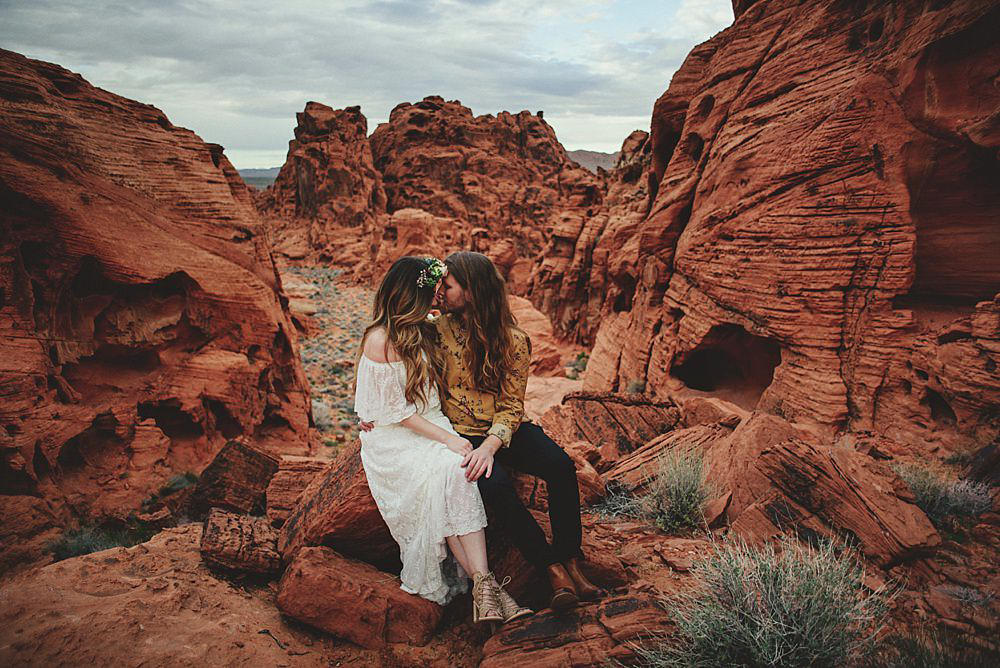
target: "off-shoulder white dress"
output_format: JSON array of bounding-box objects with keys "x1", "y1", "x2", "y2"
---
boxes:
[{"x1": 353, "y1": 354, "x2": 488, "y2": 605}]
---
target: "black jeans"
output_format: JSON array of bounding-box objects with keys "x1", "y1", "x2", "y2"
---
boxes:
[{"x1": 467, "y1": 422, "x2": 583, "y2": 569}]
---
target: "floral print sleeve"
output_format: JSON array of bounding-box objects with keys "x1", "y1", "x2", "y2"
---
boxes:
[{"x1": 487, "y1": 331, "x2": 531, "y2": 447}]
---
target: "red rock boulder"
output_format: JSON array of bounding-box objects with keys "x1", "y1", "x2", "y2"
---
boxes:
[
  {"x1": 480, "y1": 591, "x2": 671, "y2": 667},
  {"x1": 276, "y1": 545, "x2": 441, "y2": 648},
  {"x1": 278, "y1": 440, "x2": 400, "y2": 570}
]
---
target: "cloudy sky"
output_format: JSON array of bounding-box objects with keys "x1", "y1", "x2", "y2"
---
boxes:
[{"x1": 1, "y1": 0, "x2": 733, "y2": 168}]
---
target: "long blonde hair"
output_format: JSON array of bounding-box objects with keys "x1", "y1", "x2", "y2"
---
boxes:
[
  {"x1": 444, "y1": 251, "x2": 526, "y2": 394},
  {"x1": 357, "y1": 256, "x2": 445, "y2": 408}
]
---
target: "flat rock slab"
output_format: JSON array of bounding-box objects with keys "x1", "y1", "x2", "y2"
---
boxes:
[
  {"x1": 481, "y1": 592, "x2": 670, "y2": 667},
  {"x1": 200, "y1": 508, "x2": 281, "y2": 575},
  {"x1": 276, "y1": 546, "x2": 441, "y2": 649},
  {"x1": 0, "y1": 526, "x2": 329, "y2": 666},
  {"x1": 540, "y1": 392, "x2": 681, "y2": 470},
  {"x1": 189, "y1": 440, "x2": 281, "y2": 519}
]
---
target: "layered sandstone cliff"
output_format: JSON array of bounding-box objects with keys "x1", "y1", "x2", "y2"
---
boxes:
[
  {"x1": 550, "y1": 1, "x2": 1000, "y2": 451},
  {"x1": 528, "y1": 129, "x2": 653, "y2": 341},
  {"x1": 369, "y1": 96, "x2": 602, "y2": 261},
  {"x1": 260, "y1": 96, "x2": 604, "y2": 292},
  {"x1": 0, "y1": 49, "x2": 313, "y2": 573},
  {"x1": 256, "y1": 102, "x2": 388, "y2": 272}
]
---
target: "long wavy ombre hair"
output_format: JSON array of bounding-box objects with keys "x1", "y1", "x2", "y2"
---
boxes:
[
  {"x1": 357, "y1": 256, "x2": 445, "y2": 409},
  {"x1": 444, "y1": 251, "x2": 526, "y2": 393}
]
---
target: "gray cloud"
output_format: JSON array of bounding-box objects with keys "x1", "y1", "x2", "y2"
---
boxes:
[{"x1": 0, "y1": 0, "x2": 733, "y2": 163}]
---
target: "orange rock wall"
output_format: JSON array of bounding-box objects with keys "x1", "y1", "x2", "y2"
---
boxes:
[
  {"x1": 0, "y1": 49, "x2": 313, "y2": 573},
  {"x1": 572, "y1": 1, "x2": 1000, "y2": 449}
]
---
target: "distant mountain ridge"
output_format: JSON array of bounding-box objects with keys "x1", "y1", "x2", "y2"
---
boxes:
[
  {"x1": 239, "y1": 167, "x2": 280, "y2": 188},
  {"x1": 566, "y1": 149, "x2": 619, "y2": 173}
]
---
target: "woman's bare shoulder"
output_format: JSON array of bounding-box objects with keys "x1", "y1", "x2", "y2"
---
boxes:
[{"x1": 362, "y1": 328, "x2": 402, "y2": 362}]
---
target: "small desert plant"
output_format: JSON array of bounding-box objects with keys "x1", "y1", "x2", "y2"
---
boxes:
[
  {"x1": 592, "y1": 449, "x2": 709, "y2": 535},
  {"x1": 159, "y1": 471, "x2": 198, "y2": 496},
  {"x1": 625, "y1": 379, "x2": 647, "y2": 394},
  {"x1": 44, "y1": 518, "x2": 160, "y2": 562},
  {"x1": 644, "y1": 449, "x2": 710, "y2": 534},
  {"x1": 893, "y1": 463, "x2": 992, "y2": 525},
  {"x1": 632, "y1": 537, "x2": 892, "y2": 667},
  {"x1": 566, "y1": 352, "x2": 589, "y2": 379},
  {"x1": 591, "y1": 481, "x2": 647, "y2": 520}
]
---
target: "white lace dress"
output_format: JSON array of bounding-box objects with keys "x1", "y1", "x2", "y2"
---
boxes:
[{"x1": 353, "y1": 354, "x2": 488, "y2": 605}]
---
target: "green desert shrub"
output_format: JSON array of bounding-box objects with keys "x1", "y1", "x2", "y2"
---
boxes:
[
  {"x1": 566, "y1": 352, "x2": 589, "y2": 379},
  {"x1": 625, "y1": 379, "x2": 647, "y2": 394},
  {"x1": 893, "y1": 463, "x2": 992, "y2": 525},
  {"x1": 159, "y1": 471, "x2": 198, "y2": 496},
  {"x1": 633, "y1": 537, "x2": 892, "y2": 668},
  {"x1": 645, "y1": 449, "x2": 709, "y2": 533},
  {"x1": 142, "y1": 471, "x2": 199, "y2": 510},
  {"x1": 593, "y1": 449, "x2": 709, "y2": 535},
  {"x1": 592, "y1": 482, "x2": 647, "y2": 520},
  {"x1": 44, "y1": 518, "x2": 160, "y2": 562}
]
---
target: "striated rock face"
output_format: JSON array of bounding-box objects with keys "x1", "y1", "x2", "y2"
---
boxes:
[
  {"x1": 256, "y1": 102, "x2": 387, "y2": 272},
  {"x1": 528, "y1": 129, "x2": 653, "y2": 342},
  {"x1": 0, "y1": 49, "x2": 312, "y2": 574},
  {"x1": 265, "y1": 456, "x2": 330, "y2": 528},
  {"x1": 188, "y1": 440, "x2": 280, "y2": 519},
  {"x1": 369, "y1": 207, "x2": 473, "y2": 278},
  {"x1": 606, "y1": 412, "x2": 941, "y2": 567},
  {"x1": 368, "y1": 96, "x2": 603, "y2": 290},
  {"x1": 480, "y1": 592, "x2": 671, "y2": 667},
  {"x1": 278, "y1": 440, "x2": 400, "y2": 571},
  {"x1": 569, "y1": 1, "x2": 1000, "y2": 450},
  {"x1": 509, "y1": 295, "x2": 578, "y2": 376},
  {"x1": 539, "y1": 392, "x2": 682, "y2": 470},
  {"x1": 200, "y1": 508, "x2": 282, "y2": 575}
]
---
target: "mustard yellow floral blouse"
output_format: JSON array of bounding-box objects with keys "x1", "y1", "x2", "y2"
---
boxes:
[{"x1": 432, "y1": 313, "x2": 531, "y2": 447}]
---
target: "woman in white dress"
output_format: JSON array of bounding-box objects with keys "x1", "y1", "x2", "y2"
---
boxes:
[{"x1": 353, "y1": 256, "x2": 531, "y2": 625}]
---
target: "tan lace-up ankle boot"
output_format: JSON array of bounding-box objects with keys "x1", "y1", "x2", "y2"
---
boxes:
[{"x1": 472, "y1": 572, "x2": 504, "y2": 624}]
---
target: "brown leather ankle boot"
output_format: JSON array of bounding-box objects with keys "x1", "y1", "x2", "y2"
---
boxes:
[
  {"x1": 563, "y1": 557, "x2": 601, "y2": 601},
  {"x1": 546, "y1": 563, "x2": 579, "y2": 611}
]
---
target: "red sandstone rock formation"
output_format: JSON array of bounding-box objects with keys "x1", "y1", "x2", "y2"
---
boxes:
[
  {"x1": 528, "y1": 129, "x2": 653, "y2": 342},
  {"x1": 605, "y1": 412, "x2": 941, "y2": 566},
  {"x1": 256, "y1": 102, "x2": 388, "y2": 272},
  {"x1": 278, "y1": 440, "x2": 400, "y2": 571},
  {"x1": 265, "y1": 456, "x2": 330, "y2": 528},
  {"x1": 0, "y1": 49, "x2": 312, "y2": 574},
  {"x1": 480, "y1": 592, "x2": 671, "y2": 667},
  {"x1": 200, "y1": 508, "x2": 282, "y2": 575},
  {"x1": 561, "y1": 2, "x2": 1000, "y2": 453},
  {"x1": 369, "y1": 207, "x2": 473, "y2": 277},
  {"x1": 366, "y1": 96, "x2": 603, "y2": 290},
  {"x1": 509, "y1": 295, "x2": 578, "y2": 376}
]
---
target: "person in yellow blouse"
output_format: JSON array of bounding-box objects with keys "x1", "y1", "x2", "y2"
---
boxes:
[{"x1": 433, "y1": 251, "x2": 600, "y2": 611}]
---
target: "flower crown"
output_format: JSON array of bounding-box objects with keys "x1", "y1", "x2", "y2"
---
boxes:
[{"x1": 416, "y1": 257, "x2": 447, "y2": 289}]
